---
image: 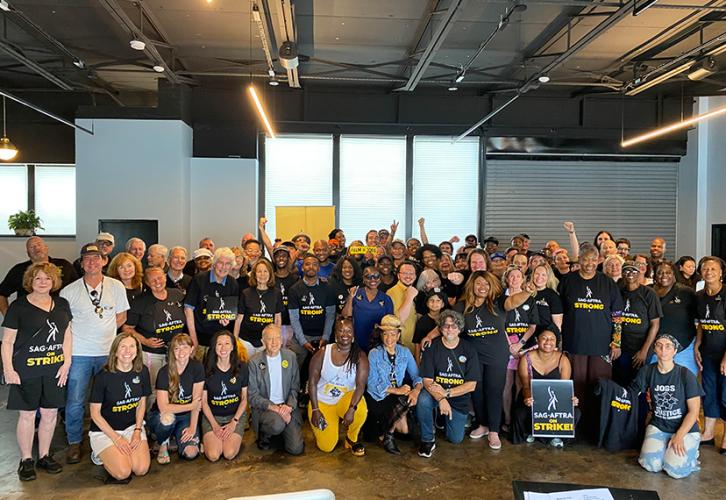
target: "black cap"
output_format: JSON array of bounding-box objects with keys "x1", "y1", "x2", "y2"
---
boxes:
[
  {"x1": 483, "y1": 236, "x2": 499, "y2": 245},
  {"x1": 80, "y1": 243, "x2": 102, "y2": 256}
]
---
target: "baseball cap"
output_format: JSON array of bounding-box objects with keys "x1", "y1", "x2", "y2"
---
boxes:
[
  {"x1": 391, "y1": 239, "x2": 406, "y2": 248},
  {"x1": 273, "y1": 246, "x2": 291, "y2": 256},
  {"x1": 193, "y1": 248, "x2": 213, "y2": 260},
  {"x1": 292, "y1": 233, "x2": 311, "y2": 245},
  {"x1": 96, "y1": 232, "x2": 115, "y2": 245},
  {"x1": 483, "y1": 236, "x2": 499, "y2": 245},
  {"x1": 80, "y1": 243, "x2": 102, "y2": 256},
  {"x1": 489, "y1": 252, "x2": 506, "y2": 261}
]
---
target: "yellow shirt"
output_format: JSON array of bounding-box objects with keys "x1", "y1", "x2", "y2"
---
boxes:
[{"x1": 386, "y1": 281, "x2": 416, "y2": 351}]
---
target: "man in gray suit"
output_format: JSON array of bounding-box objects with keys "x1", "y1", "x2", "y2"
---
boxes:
[{"x1": 248, "y1": 325, "x2": 305, "y2": 455}]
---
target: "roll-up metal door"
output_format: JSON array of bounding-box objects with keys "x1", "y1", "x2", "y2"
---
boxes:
[{"x1": 483, "y1": 160, "x2": 678, "y2": 258}]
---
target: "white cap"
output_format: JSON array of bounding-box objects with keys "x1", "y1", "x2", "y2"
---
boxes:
[
  {"x1": 96, "y1": 232, "x2": 115, "y2": 245},
  {"x1": 193, "y1": 248, "x2": 213, "y2": 260}
]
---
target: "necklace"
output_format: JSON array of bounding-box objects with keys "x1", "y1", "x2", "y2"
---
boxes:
[{"x1": 84, "y1": 279, "x2": 104, "y2": 319}]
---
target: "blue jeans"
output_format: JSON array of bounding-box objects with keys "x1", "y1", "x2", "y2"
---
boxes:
[
  {"x1": 416, "y1": 390, "x2": 467, "y2": 444},
  {"x1": 147, "y1": 410, "x2": 199, "y2": 457},
  {"x1": 65, "y1": 355, "x2": 107, "y2": 444},
  {"x1": 701, "y1": 356, "x2": 726, "y2": 420},
  {"x1": 649, "y1": 339, "x2": 698, "y2": 375}
]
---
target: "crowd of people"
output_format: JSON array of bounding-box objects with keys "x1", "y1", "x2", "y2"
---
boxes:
[{"x1": 0, "y1": 218, "x2": 724, "y2": 484}]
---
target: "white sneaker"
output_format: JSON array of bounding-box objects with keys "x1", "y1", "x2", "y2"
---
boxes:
[
  {"x1": 470, "y1": 426, "x2": 489, "y2": 439},
  {"x1": 526, "y1": 435, "x2": 535, "y2": 444},
  {"x1": 91, "y1": 451, "x2": 103, "y2": 466},
  {"x1": 550, "y1": 438, "x2": 564, "y2": 448}
]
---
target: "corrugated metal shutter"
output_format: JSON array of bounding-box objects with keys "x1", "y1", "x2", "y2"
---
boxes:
[{"x1": 483, "y1": 160, "x2": 678, "y2": 258}]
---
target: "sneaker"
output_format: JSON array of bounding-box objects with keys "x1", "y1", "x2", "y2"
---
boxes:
[
  {"x1": 550, "y1": 438, "x2": 564, "y2": 448},
  {"x1": 526, "y1": 435, "x2": 535, "y2": 444},
  {"x1": 418, "y1": 441, "x2": 436, "y2": 458},
  {"x1": 36, "y1": 455, "x2": 63, "y2": 474},
  {"x1": 66, "y1": 443, "x2": 81, "y2": 464},
  {"x1": 469, "y1": 426, "x2": 489, "y2": 439},
  {"x1": 488, "y1": 433, "x2": 502, "y2": 450},
  {"x1": 90, "y1": 451, "x2": 103, "y2": 466},
  {"x1": 18, "y1": 459, "x2": 36, "y2": 481}
]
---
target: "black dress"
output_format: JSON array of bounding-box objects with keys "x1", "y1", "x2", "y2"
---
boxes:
[{"x1": 512, "y1": 353, "x2": 565, "y2": 444}]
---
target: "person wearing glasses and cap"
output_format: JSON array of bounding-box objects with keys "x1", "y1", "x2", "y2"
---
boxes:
[
  {"x1": 60, "y1": 243, "x2": 130, "y2": 464},
  {"x1": 342, "y1": 265, "x2": 394, "y2": 353},
  {"x1": 72, "y1": 232, "x2": 115, "y2": 277}
]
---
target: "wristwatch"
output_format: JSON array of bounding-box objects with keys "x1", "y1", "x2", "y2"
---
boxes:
[{"x1": 445, "y1": 388, "x2": 451, "y2": 399}]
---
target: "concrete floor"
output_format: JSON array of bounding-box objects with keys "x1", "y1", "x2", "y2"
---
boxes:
[{"x1": 0, "y1": 383, "x2": 724, "y2": 500}]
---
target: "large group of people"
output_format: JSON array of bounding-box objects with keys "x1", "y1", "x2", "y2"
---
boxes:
[{"x1": 1, "y1": 218, "x2": 724, "y2": 485}]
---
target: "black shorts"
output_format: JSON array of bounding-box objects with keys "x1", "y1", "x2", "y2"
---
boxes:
[{"x1": 7, "y1": 374, "x2": 66, "y2": 411}]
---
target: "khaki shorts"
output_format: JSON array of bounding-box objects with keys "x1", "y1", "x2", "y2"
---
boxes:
[
  {"x1": 89, "y1": 423, "x2": 147, "y2": 456},
  {"x1": 201, "y1": 413, "x2": 245, "y2": 438}
]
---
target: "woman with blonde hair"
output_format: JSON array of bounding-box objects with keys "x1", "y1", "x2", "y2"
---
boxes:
[
  {"x1": 603, "y1": 254, "x2": 624, "y2": 282},
  {"x1": 2, "y1": 263, "x2": 72, "y2": 481},
  {"x1": 530, "y1": 263, "x2": 563, "y2": 335},
  {"x1": 108, "y1": 252, "x2": 144, "y2": 302},
  {"x1": 88, "y1": 332, "x2": 151, "y2": 483},
  {"x1": 147, "y1": 333, "x2": 204, "y2": 464}
]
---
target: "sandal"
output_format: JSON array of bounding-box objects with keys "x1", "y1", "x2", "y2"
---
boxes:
[
  {"x1": 156, "y1": 446, "x2": 170, "y2": 465},
  {"x1": 344, "y1": 437, "x2": 366, "y2": 457}
]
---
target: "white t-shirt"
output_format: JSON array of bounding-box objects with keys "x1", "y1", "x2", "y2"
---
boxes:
[
  {"x1": 60, "y1": 276, "x2": 129, "y2": 356},
  {"x1": 266, "y1": 353, "x2": 284, "y2": 404}
]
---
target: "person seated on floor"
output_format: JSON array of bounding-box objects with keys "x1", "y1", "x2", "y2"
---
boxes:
[
  {"x1": 416, "y1": 310, "x2": 479, "y2": 458},
  {"x1": 308, "y1": 316, "x2": 369, "y2": 456},
  {"x1": 632, "y1": 333, "x2": 703, "y2": 479},
  {"x1": 511, "y1": 326, "x2": 579, "y2": 447},
  {"x1": 88, "y1": 332, "x2": 151, "y2": 483},
  {"x1": 248, "y1": 325, "x2": 305, "y2": 455},
  {"x1": 201, "y1": 330, "x2": 248, "y2": 462},
  {"x1": 363, "y1": 315, "x2": 422, "y2": 455},
  {"x1": 147, "y1": 333, "x2": 204, "y2": 464}
]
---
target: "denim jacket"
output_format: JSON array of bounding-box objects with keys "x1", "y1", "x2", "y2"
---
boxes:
[{"x1": 366, "y1": 344, "x2": 422, "y2": 401}]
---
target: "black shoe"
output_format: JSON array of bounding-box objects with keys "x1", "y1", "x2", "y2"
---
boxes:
[
  {"x1": 382, "y1": 432, "x2": 401, "y2": 455},
  {"x1": 18, "y1": 459, "x2": 36, "y2": 481},
  {"x1": 36, "y1": 455, "x2": 63, "y2": 474},
  {"x1": 701, "y1": 438, "x2": 715, "y2": 446},
  {"x1": 103, "y1": 471, "x2": 132, "y2": 485},
  {"x1": 434, "y1": 414, "x2": 445, "y2": 430},
  {"x1": 257, "y1": 434, "x2": 271, "y2": 451},
  {"x1": 418, "y1": 441, "x2": 436, "y2": 458}
]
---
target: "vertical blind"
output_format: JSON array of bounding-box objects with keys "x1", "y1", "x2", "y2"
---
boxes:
[
  {"x1": 412, "y1": 136, "x2": 479, "y2": 244},
  {"x1": 35, "y1": 166, "x2": 76, "y2": 235},
  {"x1": 0, "y1": 165, "x2": 28, "y2": 235},
  {"x1": 339, "y1": 136, "x2": 407, "y2": 242},
  {"x1": 264, "y1": 135, "x2": 333, "y2": 240}
]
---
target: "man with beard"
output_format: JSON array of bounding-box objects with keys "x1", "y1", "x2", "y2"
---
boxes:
[
  {"x1": 386, "y1": 262, "x2": 419, "y2": 351},
  {"x1": 649, "y1": 237, "x2": 667, "y2": 279}
]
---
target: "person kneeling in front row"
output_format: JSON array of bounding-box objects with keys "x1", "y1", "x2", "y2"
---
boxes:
[
  {"x1": 416, "y1": 310, "x2": 479, "y2": 458},
  {"x1": 88, "y1": 332, "x2": 151, "y2": 483},
  {"x1": 633, "y1": 333, "x2": 703, "y2": 479},
  {"x1": 248, "y1": 325, "x2": 304, "y2": 455}
]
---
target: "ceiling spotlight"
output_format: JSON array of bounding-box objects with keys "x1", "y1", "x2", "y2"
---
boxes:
[
  {"x1": 268, "y1": 69, "x2": 275, "y2": 78},
  {"x1": 153, "y1": 64, "x2": 165, "y2": 73},
  {"x1": 687, "y1": 57, "x2": 717, "y2": 81},
  {"x1": 455, "y1": 72, "x2": 465, "y2": 83},
  {"x1": 279, "y1": 41, "x2": 299, "y2": 70},
  {"x1": 130, "y1": 38, "x2": 146, "y2": 51},
  {"x1": 0, "y1": 1, "x2": 10, "y2": 12},
  {"x1": 448, "y1": 86, "x2": 458, "y2": 91},
  {"x1": 538, "y1": 75, "x2": 550, "y2": 83},
  {"x1": 269, "y1": 77, "x2": 279, "y2": 86},
  {"x1": 72, "y1": 59, "x2": 85, "y2": 69}
]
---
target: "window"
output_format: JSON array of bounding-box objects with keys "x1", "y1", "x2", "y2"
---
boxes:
[
  {"x1": 339, "y1": 136, "x2": 407, "y2": 242},
  {"x1": 0, "y1": 165, "x2": 28, "y2": 235},
  {"x1": 35, "y1": 166, "x2": 76, "y2": 235},
  {"x1": 264, "y1": 135, "x2": 333, "y2": 239},
  {"x1": 413, "y1": 137, "x2": 479, "y2": 244}
]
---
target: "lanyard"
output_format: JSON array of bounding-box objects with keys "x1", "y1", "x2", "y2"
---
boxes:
[{"x1": 84, "y1": 279, "x2": 105, "y2": 319}]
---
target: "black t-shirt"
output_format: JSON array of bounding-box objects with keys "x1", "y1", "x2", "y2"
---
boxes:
[
  {"x1": 2, "y1": 296, "x2": 72, "y2": 379},
  {"x1": 695, "y1": 287, "x2": 726, "y2": 360},
  {"x1": 154, "y1": 360, "x2": 205, "y2": 415},
  {"x1": 631, "y1": 364, "x2": 703, "y2": 434},
  {"x1": 126, "y1": 289, "x2": 186, "y2": 354},
  {"x1": 90, "y1": 367, "x2": 152, "y2": 431},
  {"x1": 204, "y1": 363, "x2": 250, "y2": 417},
  {"x1": 420, "y1": 337, "x2": 480, "y2": 413},
  {"x1": 125, "y1": 285, "x2": 146, "y2": 303},
  {"x1": 275, "y1": 273, "x2": 299, "y2": 325},
  {"x1": 504, "y1": 295, "x2": 539, "y2": 348},
  {"x1": 378, "y1": 277, "x2": 398, "y2": 294},
  {"x1": 238, "y1": 287, "x2": 284, "y2": 347},
  {"x1": 454, "y1": 298, "x2": 508, "y2": 365},
  {"x1": 534, "y1": 288, "x2": 563, "y2": 330},
  {"x1": 184, "y1": 271, "x2": 239, "y2": 346},
  {"x1": 288, "y1": 279, "x2": 334, "y2": 337},
  {"x1": 327, "y1": 278, "x2": 352, "y2": 314},
  {"x1": 558, "y1": 272, "x2": 624, "y2": 356},
  {"x1": 413, "y1": 314, "x2": 438, "y2": 345},
  {"x1": 658, "y1": 284, "x2": 697, "y2": 348},
  {"x1": 0, "y1": 257, "x2": 77, "y2": 299},
  {"x1": 620, "y1": 285, "x2": 663, "y2": 353},
  {"x1": 166, "y1": 273, "x2": 192, "y2": 295}
]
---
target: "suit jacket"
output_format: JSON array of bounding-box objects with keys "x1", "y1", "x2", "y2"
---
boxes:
[{"x1": 248, "y1": 348, "x2": 300, "y2": 431}]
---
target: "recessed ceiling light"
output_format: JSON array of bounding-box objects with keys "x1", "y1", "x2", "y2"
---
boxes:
[
  {"x1": 153, "y1": 65, "x2": 165, "y2": 72},
  {"x1": 269, "y1": 78, "x2": 279, "y2": 86},
  {"x1": 448, "y1": 86, "x2": 458, "y2": 91},
  {"x1": 0, "y1": 1, "x2": 10, "y2": 12},
  {"x1": 130, "y1": 39, "x2": 146, "y2": 51},
  {"x1": 538, "y1": 75, "x2": 550, "y2": 83}
]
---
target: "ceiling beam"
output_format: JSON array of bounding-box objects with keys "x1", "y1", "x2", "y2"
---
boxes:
[
  {"x1": 0, "y1": 40, "x2": 74, "y2": 90},
  {"x1": 396, "y1": 0, "x2": 465, "y2": 91}
]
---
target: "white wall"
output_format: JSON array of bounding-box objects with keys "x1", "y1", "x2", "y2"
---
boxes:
[{"x1": 190, "y1": 157, "x2": 258, "y2": 248}]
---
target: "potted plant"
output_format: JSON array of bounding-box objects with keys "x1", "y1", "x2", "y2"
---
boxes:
[{"x1": 8, "y1": 209, "x2": 43, "y2": 236}]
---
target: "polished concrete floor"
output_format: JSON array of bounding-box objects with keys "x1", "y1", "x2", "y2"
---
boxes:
[{"x1": 0, "y1": 383, "x2": 724, "y2": 500}]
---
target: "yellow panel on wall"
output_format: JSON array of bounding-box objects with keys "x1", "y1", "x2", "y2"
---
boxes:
[{"x1": 276, "y1": 206, "x2": 336, "y2": 243}]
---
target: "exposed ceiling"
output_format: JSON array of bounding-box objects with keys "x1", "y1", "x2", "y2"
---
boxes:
[{"x1": 2, "y1": 0, "x2": 726, "y2": 104}]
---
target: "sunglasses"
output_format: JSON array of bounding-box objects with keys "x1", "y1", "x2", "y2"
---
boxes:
[{"x1": 364, "y1": 273, "x2": 381, "y2": 280}]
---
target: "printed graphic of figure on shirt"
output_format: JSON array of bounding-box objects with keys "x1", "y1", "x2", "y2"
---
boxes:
[
  {"x1": 260, "y1": 300, "x2": 267, "y2": 314},
  {"x1": 124, "y1": 382, "x2": 132, "y2": 399},
  {"x1": 164, "y1": 309, "x2": 172, "y2": 322},
  {"x1": 705, "y1": 305, "x2": 711, "y2": 319},
  {"x1": 221, "y1": 381, "x2": 228, "y2": 397},
  {"x1": 514, "y1": 309, "x2": 521, "y2": 323},
  {"x1": 585, "y1": 286, "x2": 593, "y2": 299},
  {"x1": 447, "y1": 357, "x2": 453, "y2": 373},
  {"x1": 475, "y1": 315, "x2": 483, "y2": 329},
  {"x1": 309, "y1": 292, "x2": 316, "y2": 306},
  {"x1": 624, "y1": 299, "x2": 631, "y2": 312},
  {"x1": 178, "y1": 384, "x2": 185, "y2": 401},
  {"x1": 46, "y1": 319, "x2": 59, "y2": 343},
  {"x1": 547, "y1": 386, "x2": 558, "y2": 411},
  {"x1": 220, "y1": 297, "x2": 226, "y2": 310}
]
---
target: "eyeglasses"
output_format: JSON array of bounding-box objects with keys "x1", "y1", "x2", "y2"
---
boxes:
[
  {"x1": 364, "y1": 273, "x2": 381, "y2": 280},
  {"x1": 440, "y1": 323, "x2": 459, "y2": 331}
]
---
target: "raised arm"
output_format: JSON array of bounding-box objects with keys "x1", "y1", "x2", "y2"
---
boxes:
[
  {"x1": 418, "y1": 218, "x2": 429, "y2": 245},
  {"x1": 563, "y1": 221, "x2": 580, "y2": 261},
  {"x1": 258, "y1": 217, "x2": 275, "y2": 258}
]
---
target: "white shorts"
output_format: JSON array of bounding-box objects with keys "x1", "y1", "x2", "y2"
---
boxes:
[{"x1": 89, "y1": 422, "x2": 147, "y2": 456}]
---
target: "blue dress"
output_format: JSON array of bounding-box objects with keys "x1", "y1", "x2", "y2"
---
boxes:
[{"x1": 351, "y1": 288, "x2": 394, "y2": 352}]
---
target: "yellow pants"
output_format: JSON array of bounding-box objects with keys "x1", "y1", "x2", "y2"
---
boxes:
[{"x1": 308, "y1": 392, "x2": 367, "y2": 453}]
